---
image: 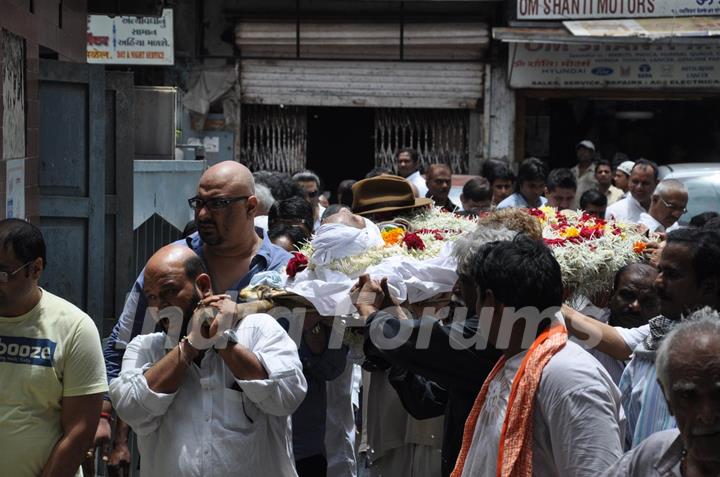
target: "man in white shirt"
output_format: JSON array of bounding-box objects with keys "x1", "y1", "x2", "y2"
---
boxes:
[
  {"x1": 613, "y1": 160, "x2": 635, "y2": 197},
  {"x1": 396, "y1": 148, "x2": 428, "y2": 198},
  {"x1": 496, "y1": 157, "x2": 549, "y2": 209},
  {"x1": 110, "y1": 245, "x2": 307, "y2": 477},
  {"x1": 638, "y1": 180, "x2": 688, "y2": 234},
  {"x1": 607, "y1": 159, "x2": 659, "y2": 223},
  {"x1": 570, "y1": 140, "x2": 599, "y2": 209},
  {"x1": 453, "y1": 236, "x2": 624, "y2": 477}
]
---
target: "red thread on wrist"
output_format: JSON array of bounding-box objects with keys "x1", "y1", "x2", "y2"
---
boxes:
[{"x1": 100, "y1": 411, "x2": 113, "y2": 421}]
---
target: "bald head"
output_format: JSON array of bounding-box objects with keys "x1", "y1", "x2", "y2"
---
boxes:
[
  {"x1": 146, "y1": 245, "x2": 205, "y2": 282},
  {"x1": 143, "y1": 245, "x2": 209, "y2": 316},
  {"x1": 194, "y1": 161, "x2": 260, "y2": 251},
  {"x1": 199, "y1": 161, "x2": 255, "y2": 197}
]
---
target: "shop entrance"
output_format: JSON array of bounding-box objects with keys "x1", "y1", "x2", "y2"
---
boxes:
[
  {"x1": 306, "y1": 107, "x2": 375, "y2": 201},
  {"x1": 522, "y1": 96, "x2": 720, "y2": 167}
]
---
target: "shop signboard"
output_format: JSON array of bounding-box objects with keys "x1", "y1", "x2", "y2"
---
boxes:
[
  {"x1": 517, "y1": 0, "x2": 720, "y2": 20},
  {"x1": 87, "y1": 8, "x2": 174, "y2": 65},
  {"x1": 509, "y1": 42, "x2": 720, "y2": 89}
]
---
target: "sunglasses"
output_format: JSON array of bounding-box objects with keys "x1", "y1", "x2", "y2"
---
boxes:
[
  {"x1": 0, "y1": 261, "x2": 34, "y2": 283},
  {"x1": 188, "y1": 196, "x2": 250, "y2": 211},
  {"x1": 305, "y1": 190, "x2": 320, "y2": 199}
]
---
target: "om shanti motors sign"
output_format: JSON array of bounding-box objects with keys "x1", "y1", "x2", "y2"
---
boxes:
[
  {"x1": 87, "y1": 9, "x2": 174, "y2": 65},
  {"x1": 518, "y1": 0, "x2": 720, "y2": 20}
]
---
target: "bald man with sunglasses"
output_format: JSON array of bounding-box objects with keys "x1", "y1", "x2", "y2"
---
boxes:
[{"x1": 97, "y1": 161, "x2": 292, "y2": 468}]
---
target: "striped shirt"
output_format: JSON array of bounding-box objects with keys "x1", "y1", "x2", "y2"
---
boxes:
[{"x1": 618, "y1": 341, "x2": 676, "y2": 450}]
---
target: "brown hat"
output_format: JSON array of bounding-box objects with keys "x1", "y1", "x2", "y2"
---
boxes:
[{"x1": 351, "y1": 175, "x2": 433, "y2": 216}]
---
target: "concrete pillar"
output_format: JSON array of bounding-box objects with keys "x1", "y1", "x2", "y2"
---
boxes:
[{"x1": 484, "y1": 63, "x2": 517, "y2": 167}]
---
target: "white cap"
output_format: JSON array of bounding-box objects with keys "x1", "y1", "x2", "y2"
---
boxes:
[
  {"x1": 576, "y1": 140, "x2": 596, "y2": 151},
  {"x1": 617, "y1": 161, "x2": 635, "y2": 176}
]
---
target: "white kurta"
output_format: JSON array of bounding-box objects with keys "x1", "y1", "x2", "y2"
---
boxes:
[
  {"x1": 407, "y1": 170, "x2": 429, "y2": 198},
  {"x1": 325, "y1": 362, "x2": 360, "y2": 477},
  {"x1": 637, "y1": 213, "x2": 665, "y2": 233},
  {"x1": 606, "y1": 196, "x2": 647, "y2": 224},
  {"x1": 110, "y1": 314, "x2": 308, "y2": 477},
  {"x1": 460, "y1": 321, "x2": 626, "y2": 477}
]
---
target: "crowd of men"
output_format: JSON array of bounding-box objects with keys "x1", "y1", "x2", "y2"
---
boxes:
[{"x1": 2, "y1": 140, "x2": 720, "y2": 477}]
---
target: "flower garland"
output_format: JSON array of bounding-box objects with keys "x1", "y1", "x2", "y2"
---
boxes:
[
  {"x1": 528, "y1": 206, "x2": 649, "y2": 297},
  {"x1": 298, "y1": 208, "x2": 477, "y2": 277}
]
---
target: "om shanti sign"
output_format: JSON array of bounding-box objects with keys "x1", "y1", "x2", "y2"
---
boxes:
[{"x1": 517, "y1": 0, "x2": 720, "y2": 20}]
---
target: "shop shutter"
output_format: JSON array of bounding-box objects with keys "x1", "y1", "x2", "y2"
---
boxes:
[{"x1": 240, "y1": 59, "x2": 483, "y2": 109}]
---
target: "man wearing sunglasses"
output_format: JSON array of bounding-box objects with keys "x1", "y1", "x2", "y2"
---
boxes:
[
  {"x1": 293, "y1": 170, "x2": 325, "y2": 231},
  {"x1": 98, "y1": 161, "x2": 291, "y2": 469},
  {"x1": 638, "y1": 180, "x2": 689, "y2": 234},
  {"x1": 0, "y1": 219, "x2": 107, "y2": 477}
]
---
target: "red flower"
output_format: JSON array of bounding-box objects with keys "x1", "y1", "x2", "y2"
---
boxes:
[
  {"x1": 580, "y1": 226, "x2": 597, "y2": 240},
  {"x1": 544, "y1": 238, "x2": 567, "y2": 247},
  {"x1": 286, "y1": 252, "x2": 308, "y2": 278},
  {"x1": 529, "y1": 208, "x2": 546, "y2": 219},
  {"x1": 403, "y1": 232, "x2": 426, "y2": 251}
]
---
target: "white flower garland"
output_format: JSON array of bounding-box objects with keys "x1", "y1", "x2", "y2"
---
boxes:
[{"x1": 299, "y1": 208, "x2": 477, "y2": 276}]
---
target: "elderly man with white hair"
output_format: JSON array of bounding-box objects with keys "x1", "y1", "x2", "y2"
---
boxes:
[
  {"x1": 602, "y1": 307, "x2": 720, "y2": 477},
  {"x1": 638, "y1": 180, "x2": 688, "y2": 234}
]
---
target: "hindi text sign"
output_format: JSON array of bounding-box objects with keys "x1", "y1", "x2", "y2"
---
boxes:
[{"x1": 87, "y1": 9, "x2": 174, "y2": 65}]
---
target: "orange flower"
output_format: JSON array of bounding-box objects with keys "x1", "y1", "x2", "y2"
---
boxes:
[
  {"x1": 633, "y1": 241, "x2": 647, "y2": 254},
  {"x1": 381, "y1": 228, "x2": 404, "y2": 246}
]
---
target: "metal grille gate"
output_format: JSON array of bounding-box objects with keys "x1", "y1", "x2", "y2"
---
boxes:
[
  {"x1": 374, "y1": 108, "x2": 469, "y2": 174},
  {"x1": 240, "y1": 104, "x2": 307, "y2": 173}
]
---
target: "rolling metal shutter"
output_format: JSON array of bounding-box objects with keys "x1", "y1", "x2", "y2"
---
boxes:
[{"x1": 240, "y1": 59, "x2": 484, "y2": 109}]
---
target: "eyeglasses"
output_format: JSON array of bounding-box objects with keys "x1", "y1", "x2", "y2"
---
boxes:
[
  {"x1": 188, "y1": 196, "x2": 249, "y2": 211},
  {"x1": 660, "y1": 198, "x2": 687, "y2": 214},
  {"x1": 0, "y1": 261, "x2": 34, "y2": 283},
  {"x1": 305, "y1": 190, "x2": 320, "y2": 199}
]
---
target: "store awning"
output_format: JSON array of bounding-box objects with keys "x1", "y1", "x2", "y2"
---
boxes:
[{"x1": 494, "y1": 16, "x2": 720, "y2": 44}]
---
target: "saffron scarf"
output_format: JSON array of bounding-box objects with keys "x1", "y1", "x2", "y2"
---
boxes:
[{"x1": 451, "y1": 324, "x2": 568, "y2": 477}]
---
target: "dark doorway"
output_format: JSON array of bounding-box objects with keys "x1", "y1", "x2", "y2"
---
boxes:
[
  {"x1": 524, "y1": 97, "x2": 720, "y2": 168},
  {"x1": 306, "y1": 107, "x2": 374, "y2": 202}
]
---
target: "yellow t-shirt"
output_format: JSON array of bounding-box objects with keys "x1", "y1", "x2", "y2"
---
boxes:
[{"x1": 0, "y1": 289, "x2": 108, "y2": 477}]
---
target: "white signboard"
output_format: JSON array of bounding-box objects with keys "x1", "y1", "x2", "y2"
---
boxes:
[
  {"x1": 6, "y1": 159, "x2": 25, "y2": 219},
  {"x1": 87, "y1": 9, "x2": 174, "y2": 65},
  {"x1": 518, "y1": 0, "x2": 720, "y2": 20},
  {"x1": 509, "y1": 43, "x2": 720, "y2": 89}
]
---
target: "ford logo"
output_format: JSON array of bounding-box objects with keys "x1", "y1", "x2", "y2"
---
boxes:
[{"x1": 592, "y1": 67, "x2": 614, "y2": 76}]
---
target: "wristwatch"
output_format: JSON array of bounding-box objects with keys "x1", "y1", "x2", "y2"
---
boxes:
[{"x1": 220, "y1": 328, "x2": 239, "y2": 349}]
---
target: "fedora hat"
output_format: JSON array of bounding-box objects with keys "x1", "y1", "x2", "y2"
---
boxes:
[{"x1": 351, "y1": 175, "x2": 433, "y2": 217}]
